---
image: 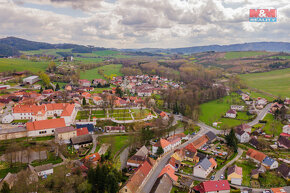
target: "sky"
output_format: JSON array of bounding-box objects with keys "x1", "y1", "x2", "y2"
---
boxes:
[{"x1": 0, "y1": 0, "x2": 289, "y2": 48}]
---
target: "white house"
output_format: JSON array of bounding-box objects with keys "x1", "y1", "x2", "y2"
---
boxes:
[
  {"x1": 152, "y1": 138, "x2": 171, "y2": 154},
  {"x1": 26, "y1": 118, "x2": 66, "y2": 137},
  {"x1": 93, "y1": 96, "x2": 103, "y2": 106},
  {"x1": 2, "y1": 114, "x2": 14, "y2": 124},
  {"x1": 231, "y1": 105, "x2": 244, "y2": 111},
  {"x1": 34, "y1": 163, "x2": 53, "y2": 177},
  {"x1": 105, "y1": 126, "x2": 125, "y2": 133},
  {"x1": 282, "y1": 125, "x2": 290, "y2": 135},
  {"x1": 235, "y1": 129, "x2": 250, "y2": 143},
  {"x1": 137, "y1": 90, "x2": 152, "y2": 97},
  {"x1": 193, "y1": 158, "x2": 214, "y2": 178},
  {"x1": 256, "y1": 98, "x2": 267, "y2": 106},
  {"x1": 23, "y1": 76, "x2": 39, "y2": 85},
  {"x1": 262, "y1": 157, "x2": 279, "y2": 170},
  {"x1": 225, "y1": 109, "x2": 237, "y2": 118}
]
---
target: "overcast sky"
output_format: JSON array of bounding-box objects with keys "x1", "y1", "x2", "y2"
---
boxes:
[{"x1": 0, "y1": 0, "x2": 289, "y2": 48}]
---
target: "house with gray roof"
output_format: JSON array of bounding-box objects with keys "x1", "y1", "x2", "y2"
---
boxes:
[
  {"x1": 276, "y1": 164, "x2": 290, "y2": 180},
  {"x1": 150, "y1": 173, "x2": 173, "y2": 193},
  {"x1": 205, "y1": 131, "x2": 217, "y2": 143},
  {"x1": 262, "y1": 156, "x2": 278, "y2": 170},
  {"x1": 193, "y1": 157, "x2": 213, "y2": 178}
]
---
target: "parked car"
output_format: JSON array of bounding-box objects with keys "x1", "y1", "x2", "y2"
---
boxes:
[
  {"x1": 220, "y1": 174, "x2": 224, "y2": 179},
  {"x1": 210, "y1": 175, "x2": 215, "y2": 180}
]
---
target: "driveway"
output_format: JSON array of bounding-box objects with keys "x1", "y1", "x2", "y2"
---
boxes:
[{"x1": 214, "y1": 147, "x2": 243, "y2": 180}]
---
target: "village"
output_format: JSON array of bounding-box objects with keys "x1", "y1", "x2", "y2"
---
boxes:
[{"x1": 0, "y1": 72, "x2": 289, "y2": 193}]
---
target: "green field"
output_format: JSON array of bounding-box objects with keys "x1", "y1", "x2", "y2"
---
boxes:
[
  {"x1": 199, "y1": 93, "x2": 243, "y2": 126},
  {"x1": 240, "y1": 69, "x2": 290, "y2": 98},
  {"x1": 80, "y1": 64, "x2": 123, "y2": 81},
  {"x1": 0, "y1": 58, "x2": 50, "y2": 72},
  {"x1": 260, "y1": 114, "x2": 283, "y2": 136},
  {"x1": 225, "y1": 51, "x2": 270, "y2": 59},
  {"x1": 269, "y1": 55, "x2": 290, "y2": 59},
  {"x1": 235, "y1": 160, "x2": 257, "y2": 187},
  {"x1": 21, "y1": 49, "x2": 72, "y2": 57},
  {"x1": 131, "y1": 109, "x2": 151, "y2": 119},
  {"x1": 98, "y1": 135, "x2": 131, "y2": 156}
]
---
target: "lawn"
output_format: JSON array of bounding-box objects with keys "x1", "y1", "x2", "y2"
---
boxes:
[
  {"x1": 260, "y1": 114, "x2": 283, "y2": 136},
  {"x1": 180, "y1": 166, "x2": 193, "y2": 174},
  {"x1": 97, "y1": 135, "x2": 131, "y2": 156},
  {"x1": 225, "y1": 51, "x2": 270, "y2": 59},
  {"x1": 109, "y1": 109, "x2": 130, "y2": 114},
  {"x1": 76, "y1": 111, "x2": 90, "y2": 120},
  {"x1": 31, "y1": 152, "x2": 62, "y2": 167},
  {"x1": 184, "y1": 125, "x2": 200, "y2": 135},
  {"x1": 259, "y1": 171, "x2": 288, "y2": 188},
  {"x1": 199, "y1": 93, "x2": 244, "y2": 126},
  {"x1": 217, "y1": 118, "x2": 245, "y2": 128},
  {"x1": 171, "y1": 186, "x2": 188, "y2": 193},
  {"x1": 240, "y1": 68, "x2": 290, "y2": 98},
  {"x1": 0, "y1": 162, "x2": 27, "y2": 179},
  {"x1": 235, "y1": 160, "x2": 257, "y2": 187},
  {"x1": 0, "y1": 58, "x2": 50, "y2": 72},
  {"x1": 80, "y1": 64, "x2": 123, "y2": 81},
  {"x1": 91, "y1": 110, "x2": 106, "y2": 119},
  {"x1": 236, "y1": 112, "x2": 255, "y2": 121},
  {"x1": 131, "y1": 109, "x2": 151, "y2": 119}
]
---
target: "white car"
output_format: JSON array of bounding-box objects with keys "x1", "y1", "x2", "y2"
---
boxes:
[{"x1": 220, "y1": 174, "x2": 224, "y2": 179}]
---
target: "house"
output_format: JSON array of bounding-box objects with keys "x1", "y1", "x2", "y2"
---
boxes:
[
  {"x1": 76, "y1": 124, "x2": 97, "y2": 134},
  {"x1": 231, "y1": 105, "x2": 244, "y2": 111},
  {"x1": 225, "y1": 109, "x2": 237, "y2": 118},
  {"x1": 271, "y1": 102, "x2": 284, "y2": 112},
  {"x1": 79, "y1": 79, "x2": 91, "y2": 87},
  {"x1": 184, "y1": 143, "x2": 198, "y2": 162},
  {"x1": 105, "y1": 126, "x2": 125, "y2": 133},
  {"x1": 84, "y1": 153, "x2": 101, "y2": 165},
  {"x1": 256, "y1": 98, "x2": 267, "y2": 106},
  {"x1": 42, "y1": 89, "x2": 54, "y2": 96},
  {"x1": 152, "y1": 139, "x2": 171, "y2": 154},
  {"x1": 2, "y1": 114, "x2": 14, "y2": 123},
  {"x1": 13, "y1": 103, "x2": 77, "y2": 126},
  {"x1": 168, "y1": 157, "x2": 181, "y2": 171},
  {"x1": 23, "y1": 76, "x2": 39, "y2": 84},
  {"x1": 277, "y1": 135, "x2": 290, "y2": 149},
  {"x1": 205, "y1": 131, "x2": 217, "y2": 143},
  {"x1": 242, "y1": 94, "x2": 250, "y2": 101},
  {"x1": 120, "y1": 160, "x2": 152, "y2": 193},
  {"x1": 193, "y1": 180, "x2": 230, "y2": 193},
  {"x1": 93, "y1": 79, "x2": 107, "y2": 86},
  {"x1": 33, "y1": 163, "x2": 53, "y2": 177},
  {"x1": 251, "y1": 169, "x2": 259, "y2": 179},
  {"x1": 276, "y1": 163, "x2": 290, "y2": 180},
  {"x1": 93, "y1": 96, "x2": 103, "y2": 105},
  {"x1": 166, "y1": 136, "x2": 181, "y2": 149},
  {"x1": 26, "y1": 118, "x2": 66, "y2": 137},
  {"x1": 282, "y1": 125, "x2": 290, "y2": 135},
  {"x1": 227, "y1": 165, "x2": 243, "y2": 185},
  {"x1": 0, "y1": 172, "x2": 17, "y2": 189},
  {"x1": 249, "y1": 136, "x2": 260, "y2": 149},
  {"x1": 54, "y1": 126, "x2": 77, "y2": 144},
  {"x1": 246, "y1": 148, "x2": 267, "y2": 163},
  {"x1": 235, "y1": 128, "x2": 250, "y2": 143},
  {"x1": 127, "y1": 146, "x2": 149, "y2": 167},
  {"x1": 77, "y1": 127, "x2": 89, "y2": 136},
  {"x1": 192, "y1": 135, "x2": 208, "y2": 149},
  {"x1": 71, "y1": 134, "x2": 93, "y2": 148},
  {"x1": 150, "y1": 173, "x2": 173, "y2": 193},
  {"x1": 236, "y1": 124, "x2": 252, "y2": 133},
  {"x1": 193, "y1": 157, "x2": 214, "y2": 178},
  {"x1": 158, "y1": 165, "x2": 178, "y2": 182},
  {"x1": 271, "y1": 187, "x2": 290, "y2": 193},
  {"x1": 171, "y1": 149, "x2": 185, "y2": 162},
  {"x1": 160, "y1": 111, "x2": 169, "y2": 120},
  {"x1": 262, "y1": 156, "x2": 278, "y2": 170}
]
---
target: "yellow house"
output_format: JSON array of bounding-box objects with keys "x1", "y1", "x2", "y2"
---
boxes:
[
  {"x1": 55, "y1": 126, "x2": 77, "y2": 143},
  {"x1": 171, "y1": 150, "x2": 184, "y2": 162},
  {"x1": 227, "y1": 165, "x2": 243, "y2": 181}
]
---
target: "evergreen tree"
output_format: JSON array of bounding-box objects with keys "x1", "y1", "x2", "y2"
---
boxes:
[
  {"x1": 156, "y1": 146, "x2": 164, "y2": 155},
  {"x1": 39, "y1": 86, "x2": 43, "y2": 93},
  {"x1": 55, "y1": 83, "x2": 60, "y2": 91},
  {"x1": 225, "y1": 128, "x2": 238, "y2": 152},
  {"x1": 82, "y1": 97, "x2": 86, "y2": 106}
]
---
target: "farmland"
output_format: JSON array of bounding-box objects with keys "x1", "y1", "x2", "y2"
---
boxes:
[
  {"x1": 224, "y1": 51, "x2": 271, "y2": 59},
  {"x1": 80, "y1": 64, "x2": 123, "y2": 81},
  {"x1": 21, "y1": 49, "x2": 72, "y2": 57},
  {"x1": 0, "y1": 58, "x2": 50, "y2": 72},
  {"x1": 240, "y1": 68, "x2": 290, "y2": 98}
]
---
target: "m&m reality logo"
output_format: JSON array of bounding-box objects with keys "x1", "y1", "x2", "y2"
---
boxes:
[{"x1": 249, "y1": 9, "x2": 277, "y2": 22}]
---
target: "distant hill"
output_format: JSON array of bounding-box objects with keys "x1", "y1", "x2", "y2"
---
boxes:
[
  {"x1": 123, "y1": 42, "x2": 290, "y2": 54},
  {"x1": 0, "y1": 37, "x2": 107, "y2": 57}
]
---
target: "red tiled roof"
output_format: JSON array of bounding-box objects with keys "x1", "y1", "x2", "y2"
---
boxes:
[
  {"x1": 185, "y1": 143, "x2": 197, "y2": 153},
  {"x1": 209, "y1": 158, "x2": 217, "y2": 168},
  {"x1": 77, "y1": 127, "x2": 89, "y2": 136},
  {"x1": 85, "y1": 153, "x2": 101, "y2": 162},
  {"x1": 194, "y1": 180, "x2": 230, "y2": 193},
  {"x1": 26, "y1": 118, "x2": 66, "y2": 131},
  {"x1": 192, "y1": 135, "x2": 209, "y2": 149},
  {"x1": 160, "y1": 112, "x2": 168, "y2": 117},
  {"x1": 246, "y1": 148, "x2": 267, "y2": 162},
  {"x1": 158, "y1": 165, "x2": 178, "y2": 182}
]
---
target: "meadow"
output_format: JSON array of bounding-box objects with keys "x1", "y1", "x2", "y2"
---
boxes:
[
  {"x1": 21, "y1": 49, "x2": 72, "y2": 57},
  {"x1": 224, "y1": 51, "x2": 271, "y2": 59},
  {"x1": 240, "y1": 68, "x2": 290, "y2": 98},
  {"x1": 80, "y1": 64, "x2": 123, "y2": 81},
  {"x1": 0, "y1": 58, "x2": 50, "y2": 72},
  {"x1": 98, "y1": 135, "x2": 131, "y2": 156}
]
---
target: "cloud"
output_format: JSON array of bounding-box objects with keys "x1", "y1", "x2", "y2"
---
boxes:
[{"x1": 1, "y1": 0, "x2": 289, "y2": 48}]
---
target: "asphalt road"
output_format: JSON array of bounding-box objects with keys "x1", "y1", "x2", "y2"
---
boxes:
[
  {"x1": 138, "y1": 127, "x2": 210, "y2": 193},
  {"x1": 247, "y1": 103, "x2": 272, "y2": 126},
  {"x1": 214, "y1": 147, "x2": 243, "y2": 180}
]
